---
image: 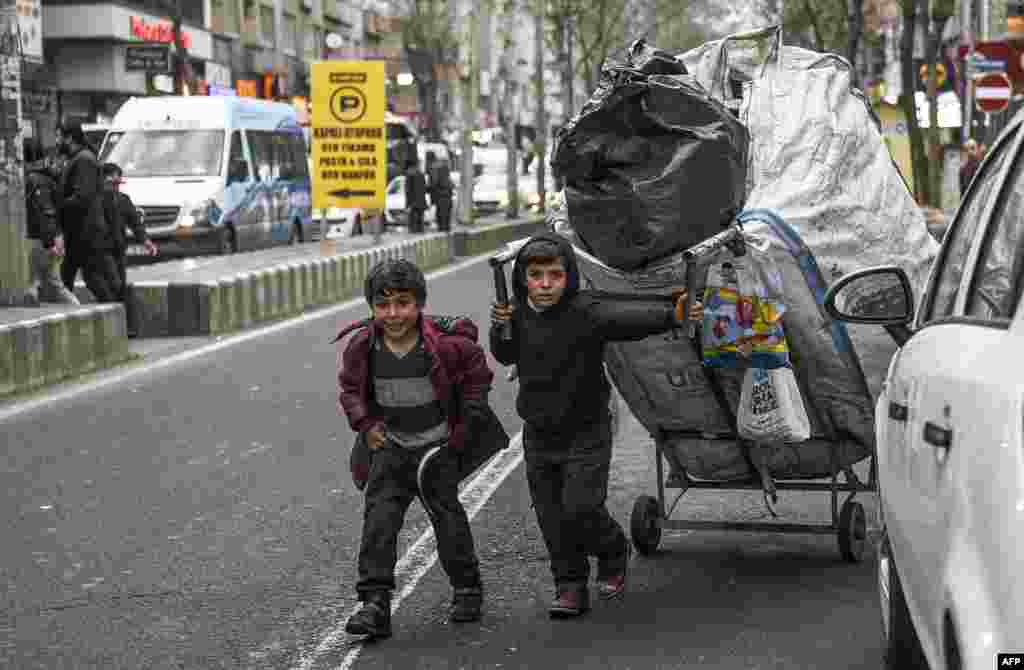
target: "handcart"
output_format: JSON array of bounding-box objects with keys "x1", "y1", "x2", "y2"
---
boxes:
[{"x1": 490, "y1": 221, "x2": 878, "y2": 564}]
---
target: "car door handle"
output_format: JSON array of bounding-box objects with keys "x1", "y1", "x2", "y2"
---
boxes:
[
  {"x1": 888, "y1": 402, "x2": 908, "y2": 422},
  {"x1": 923, "y1": 421, "x2": 952, "y2": 449}
]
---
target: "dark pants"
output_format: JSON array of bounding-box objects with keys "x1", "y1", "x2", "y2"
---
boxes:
[
  {"x1": 113, "y1": 249, "x2": 139, "y2": 336},
  {"x1": 63, "y1": 245, "x2": 122, "y2": 303},
  {"x1": 524, "y1": 414, "x2": 628, "y2": 590},
  {"x1": 356, "y1": 443, "x2": 481, "y2": 600},
  {"x1": 408, "y1": 207, "x2": 425, "y2": 233},
  {"x1": 435, "y1": 198, "x2": 453, "y2": 232}
]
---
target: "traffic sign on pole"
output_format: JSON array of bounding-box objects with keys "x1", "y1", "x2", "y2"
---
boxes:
[
  {"x1": 311, "y1": 61, "x2": 387, "y2": 212},
  {"x1": 975, "y1": 72, "x2": 1013, "y2": 113}
]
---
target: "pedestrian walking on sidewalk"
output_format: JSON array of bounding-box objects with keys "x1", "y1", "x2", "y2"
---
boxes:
[
  {"x1": 23, "y1": 138, "x2": 79, "y2": 305},
  {"x1": 55, "y1": 119, "x2": 121, "y2": 303},
  {"x1": 489, "y1": 233, "x2": 702, "y2": 619},
  {"x1": 102, "y1": 162, "x2": 158, "y2": 337},
  {"x1": 404, "y1": 160, "x2": 428, "y2": 234},
  {"x1": 960, "y1": 139, "x2": 981, "y2": 195},
  {"x1": 334, "y1": 259, "x2": 502, "y2": 639},
  {"x1": 426, "y1": 151, "x2": 454, "y2": 233}
]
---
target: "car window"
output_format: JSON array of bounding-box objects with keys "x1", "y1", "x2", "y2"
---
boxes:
[
  {"x1": 923, "y1": 132, "x2": 1015, "y2": 323},
  {"x1": 247, "y1": 130, "x2": 277, "y2": 180},
  {"x1": 965, "y1": 142, "x2": 1024, "y2": 323},
  {"x1": 227, "y1": 130, "x2": 248, "y2": 183}
]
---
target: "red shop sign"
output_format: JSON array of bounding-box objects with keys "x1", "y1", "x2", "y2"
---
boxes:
[{"x1": 130, "y1": 16, "x2": 192, "y2": 49}]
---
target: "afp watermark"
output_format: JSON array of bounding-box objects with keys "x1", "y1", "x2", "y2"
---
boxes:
[{"x1": 999, "y1": 653, "x2": 1024, "y2": 667}]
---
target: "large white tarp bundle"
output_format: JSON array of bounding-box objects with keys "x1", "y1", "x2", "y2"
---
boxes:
[{"x1": 679, "y1": 26, "x2": 939, "y2": 289}]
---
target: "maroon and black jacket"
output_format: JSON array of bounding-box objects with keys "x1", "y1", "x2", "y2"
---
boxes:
[{"x1": 335, "y1": 314, "x2": 503, "y2": 488}]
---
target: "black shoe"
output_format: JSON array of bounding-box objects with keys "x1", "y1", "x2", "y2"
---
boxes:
[
  {"x1": 549, "y1": 586, "x2": 590, "y2": 619},
  {"x1": 450, "y1": 587, "x2": 482, "y2": 623},
  {"x1": 345, "y1": 595, "x2": 392, "y2": 638}
]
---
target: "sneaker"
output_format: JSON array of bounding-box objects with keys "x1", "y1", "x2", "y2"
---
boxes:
[
  {"x1": 345, "y1": 595, "x2": 392, "y2": 638},
  {"x1": 548, "y1": 587, "x2": 590, "y2": 619},
  {"x1": 598, "y1": 542, "x2": 631, "y2": 600},
  {"x1": 450, "y1": 587, "x2": 483, "y2": 623}
]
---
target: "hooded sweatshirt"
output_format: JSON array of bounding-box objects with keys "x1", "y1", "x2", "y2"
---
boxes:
[{"x1": 489, "y1": 232, "x2": 680, "y2": 434}]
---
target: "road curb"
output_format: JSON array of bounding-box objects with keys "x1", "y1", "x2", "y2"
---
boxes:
[
  {"x1": 0, "y1": 217, "x2": 546, "y2": 399},
  {"x1": 0, "y1": 303, "x2": 131, "y2": 399}
]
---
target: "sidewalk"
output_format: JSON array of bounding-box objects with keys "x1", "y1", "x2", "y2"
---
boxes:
[{"x1": 0, "y1": 216, "x2": 546, "y2": 399}]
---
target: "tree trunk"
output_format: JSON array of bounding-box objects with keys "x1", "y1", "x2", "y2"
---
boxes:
[
  {"x1": 900, "y1": 0, "x2": 930, "y2": 204},
  {"x1": 925, "y1": 18, "x2": 946, "y2": 209},
  {"x1": 535, "y1": 0, "x2": 547, "y2": 214},
  {"x1": 846, "y1": 0, "x2": 864, "y2": 85}
]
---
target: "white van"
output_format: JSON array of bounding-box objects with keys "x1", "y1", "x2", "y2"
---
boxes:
[{"x1": 101, "y1": 96, "x2": 312, "y2": 256}]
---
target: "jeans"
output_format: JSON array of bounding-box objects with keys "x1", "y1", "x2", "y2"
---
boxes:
[
  {"x1": 356, "y1": 443, "x2": 481, "y2": 600},
  {"x1": 28, "y1": 240, "x2": 79, "y2": 304},
  {"x1": 524, "y1": 414, "x2": 629, "y2": 589}
]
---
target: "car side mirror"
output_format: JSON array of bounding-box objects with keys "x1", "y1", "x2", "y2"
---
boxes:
[{"x1": 824, "y1": 266, "x2": 915, "y2": 345}]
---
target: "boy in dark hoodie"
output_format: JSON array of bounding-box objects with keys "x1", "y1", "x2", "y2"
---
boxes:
[
  {"x1": 336, "y1": 259, "x2": 499, "y2": 638},
  {"x1": 490, "y1": 233, "x2": 700, "y2": 618}
]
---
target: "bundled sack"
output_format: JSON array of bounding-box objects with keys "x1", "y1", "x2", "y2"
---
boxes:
[
  {"x1": 559, "y1": 209, "x2": 875, "y2": 481},
  {"x1": 550, "y1": 39, "x2": 749, "y2": 271},
  {"x1": 701, "y1": 237, "x2": 789, "y2": 370},
  {"x1": 679, "y1": 26, "x2": 940, "y2": 397}
]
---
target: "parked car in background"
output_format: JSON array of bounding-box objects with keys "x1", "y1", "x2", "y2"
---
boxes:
[
  {"x1": 823, "y1": 110, "x2": 1024, "y2": 670},
  {"x1": 384, "y1": 174, "x2": 438, "y2": 228}
]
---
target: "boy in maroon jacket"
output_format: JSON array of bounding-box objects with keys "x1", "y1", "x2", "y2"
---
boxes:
[{"x1": 335, "y1": 259, "x2": 494, "y2": 639}]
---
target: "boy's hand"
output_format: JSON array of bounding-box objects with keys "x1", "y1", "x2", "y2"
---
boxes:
[
  {"x1": 366, "y1": 426, "x2": 386, "y2": 451},
  {"x1": 491, "y1": 301, "x2": 515, "y2": 326},
  {"x1": 673, "y1": 290, "x2": 704, "y2": 324}
]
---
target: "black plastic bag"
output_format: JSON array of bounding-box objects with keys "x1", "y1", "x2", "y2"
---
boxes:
[{"x1": 552, "y1": 40, "x2": 749, "y2": 271}]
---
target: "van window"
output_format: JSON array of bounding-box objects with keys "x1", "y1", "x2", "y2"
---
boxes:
[
  {"x1": 290, "y1": 134, "x2": 309, "y2": 179},
  {"x1": 274, "y1": 132, "x2": 296, "y2": 179},
  {"x1": 227, "y1": 131, "x2": 248, "y2": 184},
  {"x1": 247, "y1": 130, "x2": 277, "y2": 180},
  {"x1": 103, "y1": 130, "x2": 225, "y2": 177}
]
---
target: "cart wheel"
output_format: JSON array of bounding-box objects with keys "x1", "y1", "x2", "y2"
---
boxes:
[
  {"x1": 838, "y1": 499, "x2": 867, "y2": 563},
  {"x1": 630, "y1": 495, "x2": 662, "y2": 555}
]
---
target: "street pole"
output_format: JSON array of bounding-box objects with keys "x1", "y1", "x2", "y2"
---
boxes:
[
  {"x1": 962, "y1": 0, "x2": 974, "y2": 142},
  {"x1": 0, "y1": 0, "x2": 29, "y2": 305},
  {"x1": 457, "y1": 5, "x2": 479, "y2": 227},
  {"x1": 172, "y1": 0, "x2": 186, "y2": 94},
  {"x1": 534, "y1": 0, "x2": 547, "y2": 214}
]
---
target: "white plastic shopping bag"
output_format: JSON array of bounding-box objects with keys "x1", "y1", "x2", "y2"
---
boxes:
[{"x1": 737, "y1": 366, "x2": 811, "y2": 443}]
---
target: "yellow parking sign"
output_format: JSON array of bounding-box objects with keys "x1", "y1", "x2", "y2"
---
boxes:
[{"x1": 311, "y1": 61, "x2": 386, "y2": 210}]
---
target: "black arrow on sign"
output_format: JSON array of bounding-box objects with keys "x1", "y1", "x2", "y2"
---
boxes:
[{"x1": 329, "y1": 188, "x2": 376, "y2": 198}]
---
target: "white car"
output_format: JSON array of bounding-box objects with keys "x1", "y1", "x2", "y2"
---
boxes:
[
  {"x1": 824, "y1": 113, "x2": 1024, "y2": 670},
  {"x1": 384, "y1": 174, "x2": 441, "y2": 228},
  {"x1": 313, "y1": 207, "x2": 366, "y2": 240}
]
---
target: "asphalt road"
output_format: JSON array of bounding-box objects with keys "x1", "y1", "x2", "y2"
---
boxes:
[{"x1": 1, "y1": 254, "x2": 885, "y2": 669}]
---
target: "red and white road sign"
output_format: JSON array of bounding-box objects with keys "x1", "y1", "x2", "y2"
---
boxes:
[{"x1": 975, "y1": 72, "x2": 1012, "y2": 113}]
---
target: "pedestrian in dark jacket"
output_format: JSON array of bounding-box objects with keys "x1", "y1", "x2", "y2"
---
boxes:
[
  {"x1": 24, "y1": 138, "x2": 79, "y2": 305},
  {"x1": 56, "y1": 119, "x2": 121, "y2": 303},
  {"x1": 489, "y1": 233, "x2": 701, "y2": 618},
  {"x1": 426, "y1": 151, "x2": 454, "y2": 232},
  {"x1": 335, "y1": 259, "x2": 497, "y2": 638},
  {"x1": 103, "y1": 162, "x2": 158, "y2": 336},
  {"x1": 404, "y1": 160, "x2": 428, "y2": 234}
]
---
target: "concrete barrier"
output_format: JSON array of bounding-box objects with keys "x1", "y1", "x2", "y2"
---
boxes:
[
  {"x1": 452, "y1": 218, "x2": 546, "y2": 258},
  {"x1": 0, "y1": 304, "x2": 131, "y2": 398}
]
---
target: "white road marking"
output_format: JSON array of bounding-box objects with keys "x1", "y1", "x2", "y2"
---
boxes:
[
  {"x1": 289, "y1": 434, "x2": 524, "y2": 670},
  {"x1": 0, "y1": 254, "x2": 491, "y2": 424}
]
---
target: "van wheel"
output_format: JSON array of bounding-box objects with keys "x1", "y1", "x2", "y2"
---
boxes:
[
  {"x1": 882, "y1": 534, "x2": 928, "y2": 669},
  {"x1": 288, "y1": 221, "x2": 303, "y2": 245},
  {"x1": 218, "y1": 225, "x2": 237, "y2": 255}
]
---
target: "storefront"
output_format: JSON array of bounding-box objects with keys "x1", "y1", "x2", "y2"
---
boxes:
[{"x1": 42, "y1": 3, "x2": 213, "y2": 124}]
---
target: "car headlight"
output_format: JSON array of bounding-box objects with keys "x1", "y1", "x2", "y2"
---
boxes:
[{"x1": 178, "y1": 199, "x2": 219, "y2": 228}]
